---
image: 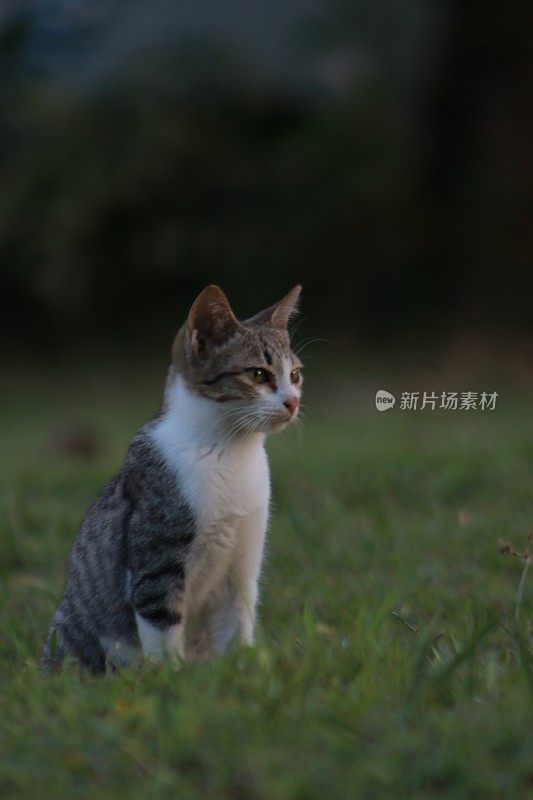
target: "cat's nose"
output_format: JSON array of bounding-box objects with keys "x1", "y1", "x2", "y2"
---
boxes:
[{"x1": 283, "y1": 396, "x2": 299, "y2": 415}]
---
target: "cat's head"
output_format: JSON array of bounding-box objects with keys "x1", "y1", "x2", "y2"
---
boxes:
[{"x1": 171, "y1": 285, "x2": 303, "y2": 434}]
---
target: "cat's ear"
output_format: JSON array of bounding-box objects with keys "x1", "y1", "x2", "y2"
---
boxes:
[
  {"x1": 245, "y1": 285, "x2": 301, "y2": 330},
  {"x1": 186, "y1": 285, "x2": 242, "y2": 355}
]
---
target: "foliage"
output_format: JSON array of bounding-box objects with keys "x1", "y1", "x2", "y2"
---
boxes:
[
  {"x1": 1, "y1": 2, "x2": 532, "y2": 343},
  {"x1": 0, "y1": 362, "x2": 532, "y2": 798}
]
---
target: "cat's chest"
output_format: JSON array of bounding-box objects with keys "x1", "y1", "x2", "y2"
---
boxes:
[{"x1": 175, "y1": 442, "x2": 270, "y2": 529}]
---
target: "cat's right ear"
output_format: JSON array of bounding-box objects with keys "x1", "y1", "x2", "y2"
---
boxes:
[
  {"x1": 186, "y1": 285, "x2": 242, "y2": 356},
  {"x1": 245, "y1": 285, "x2": 301, "y2": 330}
]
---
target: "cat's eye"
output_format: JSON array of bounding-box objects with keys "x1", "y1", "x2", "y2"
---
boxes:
[
  {"x1": 249, "y1": 367, "x2": 268, "y2": 384},
  {"x1": 290, "y1": 367, "x2": 301, "y2": 384}
]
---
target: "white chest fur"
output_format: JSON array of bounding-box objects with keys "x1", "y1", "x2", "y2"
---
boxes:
[
  {"x1": 151, "y1": 377, "x2": 270, "y2": 530},
  {"x1": 151, "y1": 377, "x2": 271, "y2": 645},
  {"x1": 178, "y1": 438, "x2": 270, "y2": 530}
]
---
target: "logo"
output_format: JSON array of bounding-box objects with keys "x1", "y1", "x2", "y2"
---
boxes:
[
  {"x1": 375, "y1": 389, "x2": 396, "y2": 411},
  {"x1": 373, "y1": 389, "x2": 498, "y2": 412}
]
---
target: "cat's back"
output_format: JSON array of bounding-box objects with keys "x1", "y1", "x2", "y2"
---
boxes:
[
  {"x1": 44, "y1": 422, "x2": 191, "y2": 672},
  {"x1": 69, "y1": 421, "x2": 192, "y2": 560}
]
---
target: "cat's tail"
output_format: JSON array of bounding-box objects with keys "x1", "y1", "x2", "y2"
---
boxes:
[
  {"x1": 40, "y1": 605, "x2": 107, "y2": 675},
  {"x1": 40, "y1": 620, "x2": 66, "y2": 673}
]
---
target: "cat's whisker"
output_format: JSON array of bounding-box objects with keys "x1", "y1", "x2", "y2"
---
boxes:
[
  {"x1": 293, "y1": 336, "x2": 329, "y2": 356},
  {"x1": 204, "y1": 405, "x2": 254, "y2": 442},
  {"x1": 297, "y1": 403, "x2": 316, "y2": 422},
  {"x1": 295, "y1": 410, "x2": 307, "y2": 441},
  {"x1": 219, "y1": 410, "x2": 262, "y2": 448},
  {"x1": 287, "y1": 316, "x2": 308, "y2": 343}
]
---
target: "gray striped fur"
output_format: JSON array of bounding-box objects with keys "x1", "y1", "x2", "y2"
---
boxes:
[{"x1": 42, "y1": 425, "x2": 195, "y2": 673}]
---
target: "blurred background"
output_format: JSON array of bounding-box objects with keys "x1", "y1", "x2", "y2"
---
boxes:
[
  {"x1": 2, "y1": 6, "x2": 533, "y2": 790},
  {"x1": 0, "y1": 0, "x2": 531, "y2": 376}
]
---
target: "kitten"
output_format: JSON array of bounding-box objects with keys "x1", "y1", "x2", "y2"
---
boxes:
[{"x1": 42, "y1": 285, "x2": 303, "y2": 673}]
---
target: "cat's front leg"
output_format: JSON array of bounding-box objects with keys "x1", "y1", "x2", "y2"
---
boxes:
[
  {"x1": 232, "y1": 506, "x2": 269, "y2": 647},
  {"x1": 130, "y1": 568, "x2": 187, "y2": 664},
  {"x1": 233, "y1": 576, "x2": 257, "y2": 647},
  {"x1": 196, "y1": 510, "x2": 267, "y2": 655},
  {"x1": 206, "y1": 556, "x2": 261, "y2": 653},
  {"x1": 202, "y1": 576, "x2": 253, "y2": 655},
  {"x1": 135, "y1": 612, "x2": 186, "y2": 664}
]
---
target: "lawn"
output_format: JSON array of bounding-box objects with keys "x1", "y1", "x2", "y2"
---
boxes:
[{"x1": 1, "y1": 356, "x2": 532, "y2": 799}]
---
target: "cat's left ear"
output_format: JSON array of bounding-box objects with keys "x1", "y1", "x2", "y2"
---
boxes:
[
  {"x1": 186, "y1": 285, "x2": 242, "y2": 356},
  {"x1": 245, "y1": 285, "x2": 301, "y2": 330}
]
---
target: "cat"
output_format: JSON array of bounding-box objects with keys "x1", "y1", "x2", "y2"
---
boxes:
[{"x1": 42, "y1": 284, "x2": 303, "y2": 673}]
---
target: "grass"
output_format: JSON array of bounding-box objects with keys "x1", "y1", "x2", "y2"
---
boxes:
[{"x1": 0, "y1": 358, "x2": 532, "y2": 799}]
